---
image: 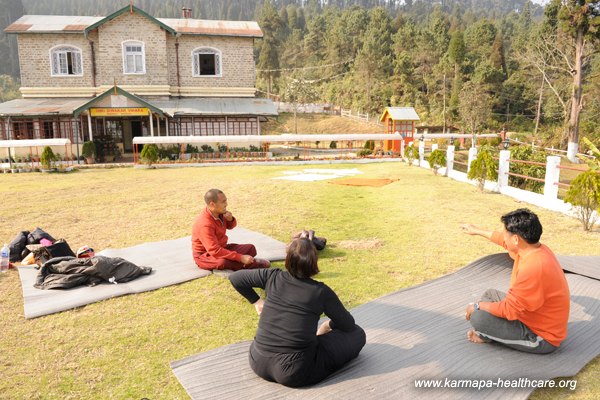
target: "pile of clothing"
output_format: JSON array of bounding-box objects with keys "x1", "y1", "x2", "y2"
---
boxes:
[
  {"x1": 7, "y1": 228, "x2": 152, "y2": 290},
  {"x1": 8, "y1": 228, "x2": 65, "y2": 262}
]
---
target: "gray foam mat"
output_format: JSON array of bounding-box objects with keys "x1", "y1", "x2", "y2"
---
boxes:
[
  {"x1": 171, "y1": 253, "x2": 600, "y2": 400},
  {"x1": 18, "y1": 227, "x2": 286, "y2": 319}
]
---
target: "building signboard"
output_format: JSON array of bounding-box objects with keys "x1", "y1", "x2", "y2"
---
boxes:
[{"x1": 90, "y1": 107, "x2": 149, "y2": 117}]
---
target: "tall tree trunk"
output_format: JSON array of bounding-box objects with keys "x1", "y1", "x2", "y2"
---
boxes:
[
  {"x1": 294, "y1": 105, "x2": 298, "y2": 134},
  {"x1": 442, "y1": 73, "x2": 446, "y2": 133},
  {"x1": 366, "y1": 69, "x2": 371, "y2": 108},
  {"x1": 268, "y1": 74, "x2": 273, "y2": 100},
  {"x1": 567, "y1": 29, "x2": 584, "y2": 162},
  {"x1": 534, "y1": 74, "x2": 544, "y2": 136}
]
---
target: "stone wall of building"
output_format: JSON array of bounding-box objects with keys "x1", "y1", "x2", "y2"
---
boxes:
[
  {"x1": 96, "y1": 12, "x2": 169, "y2": 87},
  {"x1": 16, "y1": 10, "x2": 257, "y2": 94},
  {"x1": 18, "y1": 32, "x2": 97, "y2": 88},
  {"x1": 166, "y1": 35, "x2": 256, "y2": 88}
]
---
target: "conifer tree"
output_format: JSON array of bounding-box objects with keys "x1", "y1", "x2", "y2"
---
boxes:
[
  {"x1": 304, "y1": 14, "x2": 327, "y2": 64},
  {"x1": 354, "y1": 7, "x2": 393, "y2": 112},
  {"x1": 256, "y1": 0, "x2": 282, "y2": 96}
]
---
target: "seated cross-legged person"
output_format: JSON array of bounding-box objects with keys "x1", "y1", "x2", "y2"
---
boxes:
[
  {"x1": 461, "y1": 208, "x2": 570, "y2": 354},
  {"x1": 192, "y1": 188, "x2": 270, "y2": 271},
  {"x1": 229, "y1": 238, "x2": 366, "y2": 387}
]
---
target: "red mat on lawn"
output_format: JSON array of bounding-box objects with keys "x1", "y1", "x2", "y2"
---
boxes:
[{"x1": 330, "y1": 178, "x2": 399, "y2": 187}]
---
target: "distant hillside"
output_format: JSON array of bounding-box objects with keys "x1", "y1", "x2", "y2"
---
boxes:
[{"x1": 262, "y1": 113, "x2": 382, "y2": 135}]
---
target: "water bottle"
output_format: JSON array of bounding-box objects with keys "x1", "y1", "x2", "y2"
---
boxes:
[{"x1": 0, "y1": 243, "x2": 9, "y2": 273}]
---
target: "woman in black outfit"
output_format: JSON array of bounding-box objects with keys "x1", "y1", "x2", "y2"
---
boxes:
[{"x1": 229, "y1": 238, "x2": 366, "y2": 387}]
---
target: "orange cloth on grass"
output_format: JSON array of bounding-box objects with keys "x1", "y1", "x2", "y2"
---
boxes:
[
  {"x1": 330, "y1": 178, "x2": 399, "y2": 187},
  {"x1": 487, "y1": 230, "x2": 570, "y2": 347}
]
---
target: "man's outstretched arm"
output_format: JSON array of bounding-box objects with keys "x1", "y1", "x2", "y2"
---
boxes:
[
  {"x1": 460, "y1": 224, "x2": 494, "y2": 240},
  {"x1": 461, "y1": 224, "x2": 513, "y2": 257}
]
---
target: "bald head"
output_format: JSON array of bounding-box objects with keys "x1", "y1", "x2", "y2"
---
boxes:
[{"x1": 204, "y1": 189, "x2": 224, "y2": 205}]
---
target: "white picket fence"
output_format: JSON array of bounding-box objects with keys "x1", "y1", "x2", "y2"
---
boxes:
[
  {"x1": 276, "y1": 102, "x2": 330, "y2": 114},
  {"x1": 340, "y1": 108, "x2": 384, "y2": 126},
  {"x1": 403, "y1": 140, "x2": 598, "y2": 224}
]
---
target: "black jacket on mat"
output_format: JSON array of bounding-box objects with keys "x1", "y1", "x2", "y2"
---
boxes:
[{"x1": 34, "y1": 256, "x2": 152, "y2": 290}]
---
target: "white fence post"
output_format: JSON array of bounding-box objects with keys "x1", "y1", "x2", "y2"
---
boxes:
[
  {"x1": 446, "y1": 145, "x2": 455, "y2": 176},
  {"x1": 467, "y1": 147, "x2": 478, "y2": 172},
  {"x1": 400, "y1": 139, "x2": 405, "y2": 159},
  {"x1": 544, "y1": 156, "x2": 561, "y2": 200},
  {"x1": 431, "y1": 143, "x2": 438, "y2": 152},
  {"x1": 418, "y1": 140, "x2": 425, "y2": 166},
  {"x1": 497, "y1": 150, "x2": 510, "y2": 191}
]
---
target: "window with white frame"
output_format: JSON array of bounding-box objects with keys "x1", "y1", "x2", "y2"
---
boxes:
[
  {"x1": 192, "y1": 47, "x2": 221, "y2": 76},
  {"x1": 50, "y1": 46, "x2": 82, "y2": 76},
  {"x1": 123, "y1": 41, "x2": 145, "y2": 74}
]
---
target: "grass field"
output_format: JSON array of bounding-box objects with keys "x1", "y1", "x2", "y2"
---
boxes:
[{"x1": 1, "y1": 162, "x2": 599, "y2": 399}]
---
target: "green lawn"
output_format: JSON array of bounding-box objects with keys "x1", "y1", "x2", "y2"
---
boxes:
[{"x1": 0, "y1": 162, "x2": 598, "y2": 399}]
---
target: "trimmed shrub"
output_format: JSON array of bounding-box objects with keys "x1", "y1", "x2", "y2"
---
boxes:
[
  {"x1": 565, "y1": 170, "x2": 600, "y2": 231},
  {"x1": 427, "y1": 149, "x2": 447, "y2": 175},
  {"x1": 140, "y1": 144, "x2": 160, "y2": 165},
  {"x1": 566, "y1": 138, "x2": 600, "y2": 231},
  {"x1": 82, "y1": 141, "x2": 96, "y2": 161},
  {"x1": 405, "y1": 144, "x2": 419, "y2": 166},
  {"x1": 467, "y1": 145, "x2": 498, "y2": 192},
  {"x1": 40, "y1": 146, "x2": 58, "y2": 170}
]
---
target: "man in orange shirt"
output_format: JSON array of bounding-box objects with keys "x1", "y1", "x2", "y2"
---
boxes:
[
  {"x1": 192, "y1": 189, "x2": 270, "y2": 271},
  {"x1": 461, "y1": 208, "x2": 570, "y2": 354}
]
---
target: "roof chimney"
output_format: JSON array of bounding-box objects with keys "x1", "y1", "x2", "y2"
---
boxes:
[{"x1": 182, "y1": 7, "x2": 192, "y2": 19}]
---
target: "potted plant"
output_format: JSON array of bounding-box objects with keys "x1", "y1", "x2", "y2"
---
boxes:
[
  {"x1": 184, "y1": 144, "x2": 198, "y2": 160},
  {"x1": 357, "y1": 148, "x2": 373, "y2": 157},
  {"x1": 82, "y1": 141, "x2": 96, "y2": 164},
  {"x1": 40, "y1": 146, "x2": 58, "y2": 171}
]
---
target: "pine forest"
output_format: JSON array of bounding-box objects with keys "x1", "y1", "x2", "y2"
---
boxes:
[{"x1": 0, "y1": 0, "x2": 599, "y2": 151}]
